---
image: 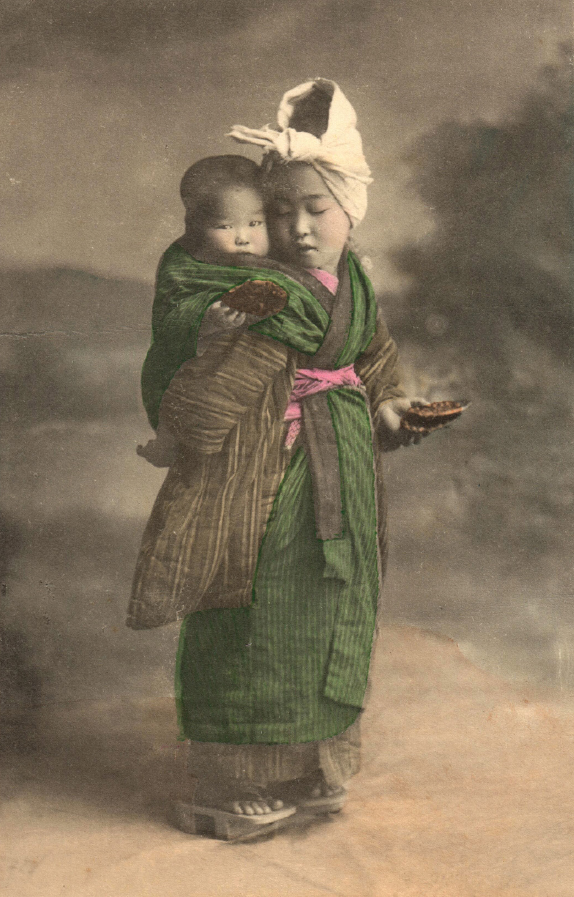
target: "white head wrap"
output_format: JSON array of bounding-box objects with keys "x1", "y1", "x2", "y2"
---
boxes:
[{"x1": 228, "y1": 79, "x2": 372, "y2": 226}]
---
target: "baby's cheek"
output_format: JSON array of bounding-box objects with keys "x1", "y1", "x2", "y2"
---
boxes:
[
  {"x1": 257, "y1": 230, "x2": 270, "y2": 255},
  {"x1": 204, "y1": 232, "x2": 227, "y2": 253}
]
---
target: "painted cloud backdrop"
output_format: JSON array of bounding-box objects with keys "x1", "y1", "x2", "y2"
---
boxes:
[{"x1": 0, "y1": 2, "x2": 571, "y2": 714}]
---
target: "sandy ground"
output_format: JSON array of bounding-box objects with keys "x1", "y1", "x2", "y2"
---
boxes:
[{"x1": 1, "y1": 625, "x2": 573, "y2": 897}]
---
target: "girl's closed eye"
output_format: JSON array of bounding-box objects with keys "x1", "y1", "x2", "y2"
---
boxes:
[{"x1": 306, "y1": 201, "x2": 331, "y2": 215}]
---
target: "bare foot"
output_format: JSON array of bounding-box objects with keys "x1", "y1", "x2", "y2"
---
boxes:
[
  {"x1": 194, "y1": 783, "x2": 284, "y2": 816},
  {"x1": 227, "y1": 797, "x2": 284, "y2": 816},
  {"x1": 308, "y1": 781, "x2": 343, "y2": 800},
  {"x1": 284, "y1": 773, "x2": 345, "y2": 800}
]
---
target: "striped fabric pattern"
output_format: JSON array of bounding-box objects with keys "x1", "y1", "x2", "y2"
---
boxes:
[
  {"x1": 127, "y1": 307, "x2": 404, "y2": 631},
  {"x1": 170, "y1": 280, "x2": 406, "y2": 743},
  {"x1": 128, "y1": 331, "x2": 297, "y2": 628},
  {"x1": 127, "y1": 246, "x2": 408, "y2": 752},
  {"x1": 185, "y1": 716, "x2": 361, "y2": 789}
]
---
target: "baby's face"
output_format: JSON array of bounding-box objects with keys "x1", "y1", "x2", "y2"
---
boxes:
[{"x1": 201, "y1": 186, "x2": 269, "y2": 259}]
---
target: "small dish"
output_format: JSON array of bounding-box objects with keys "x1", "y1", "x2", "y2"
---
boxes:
[{"x1": 400, "y1": 400, "x2": 470, "y2": 434}]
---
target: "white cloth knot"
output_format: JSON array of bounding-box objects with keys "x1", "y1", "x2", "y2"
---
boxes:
[{"x1": 228, "y1": 79, "x2": 373, "y2": 226}]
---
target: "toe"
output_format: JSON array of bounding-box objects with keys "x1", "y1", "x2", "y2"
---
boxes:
[{"x1": 225, "y1": 794, "x2": 285, "y2": 816}]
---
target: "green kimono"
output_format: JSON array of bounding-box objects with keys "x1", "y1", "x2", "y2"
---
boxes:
[{"x1": 128, "y1": 241, "x2": 405, "y2": 748}]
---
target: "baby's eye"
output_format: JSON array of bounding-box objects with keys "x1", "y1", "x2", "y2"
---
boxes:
[
  {"x1": 213, "y1": 224, "x2": 232, "y2": 230},
  {"x1": 249, "y1": 219, "x2": 265, "y2": 227}
]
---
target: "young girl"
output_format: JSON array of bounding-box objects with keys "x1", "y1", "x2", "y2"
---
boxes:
[{"x1": 129, "y1": 79, "x2": 420, "y2": 835}]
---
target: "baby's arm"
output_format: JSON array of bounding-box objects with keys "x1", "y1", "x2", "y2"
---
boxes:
[
  {"x1": 136, "y1": 422, "x2": 178, "y2": 467},
  {"x1": 196, "y1": 302, "x2": 246, "y2": 355}
]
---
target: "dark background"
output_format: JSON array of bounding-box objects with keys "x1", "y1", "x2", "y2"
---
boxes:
[{"x1": 0, "y1": 0, "x2": 572, "y2": 718}]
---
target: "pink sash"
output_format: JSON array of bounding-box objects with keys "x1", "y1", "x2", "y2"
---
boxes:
[{"x1": 284, "y1": 364, "x2": 363, "y2": 448}]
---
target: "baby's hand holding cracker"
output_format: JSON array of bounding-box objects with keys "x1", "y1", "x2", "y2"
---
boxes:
[{"x1": 204, "y1": 300, "x2": 246, "y2": 331}]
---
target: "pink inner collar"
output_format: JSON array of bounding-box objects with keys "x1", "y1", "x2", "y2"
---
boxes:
[{"x1": 307, "y1": 268, "x2": 339, "y2": 295}]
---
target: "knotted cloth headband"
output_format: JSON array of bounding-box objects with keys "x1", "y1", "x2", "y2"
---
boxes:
[{"x1": 228, "y1": 79, "x2": 373, "y2": 226}]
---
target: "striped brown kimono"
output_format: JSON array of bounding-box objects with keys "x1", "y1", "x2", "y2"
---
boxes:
[{"x1": 128, "y1": 246, "x2": 405, "y2": 788}]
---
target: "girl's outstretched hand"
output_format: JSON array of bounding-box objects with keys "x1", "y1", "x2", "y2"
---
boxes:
[{"x1": 376, "y1": 397, "x2": 428, "y2": 451}]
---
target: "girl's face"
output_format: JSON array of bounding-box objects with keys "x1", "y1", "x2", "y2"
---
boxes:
[
  {"x1": 200, "y1": 186, "x2": 269, "y2": 259},
  {"x1": 267, "y1": 164, "x2": 351, "y2": 275}
]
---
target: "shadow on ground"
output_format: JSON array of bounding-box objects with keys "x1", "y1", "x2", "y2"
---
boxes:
[{"x1": 0, "y1": 696, "x2": 182, "y2": 824}]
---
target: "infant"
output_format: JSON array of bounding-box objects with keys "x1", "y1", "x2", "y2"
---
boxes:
[{"x1": 138, "y1": 156, "x2": 270, "y2": 466}]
